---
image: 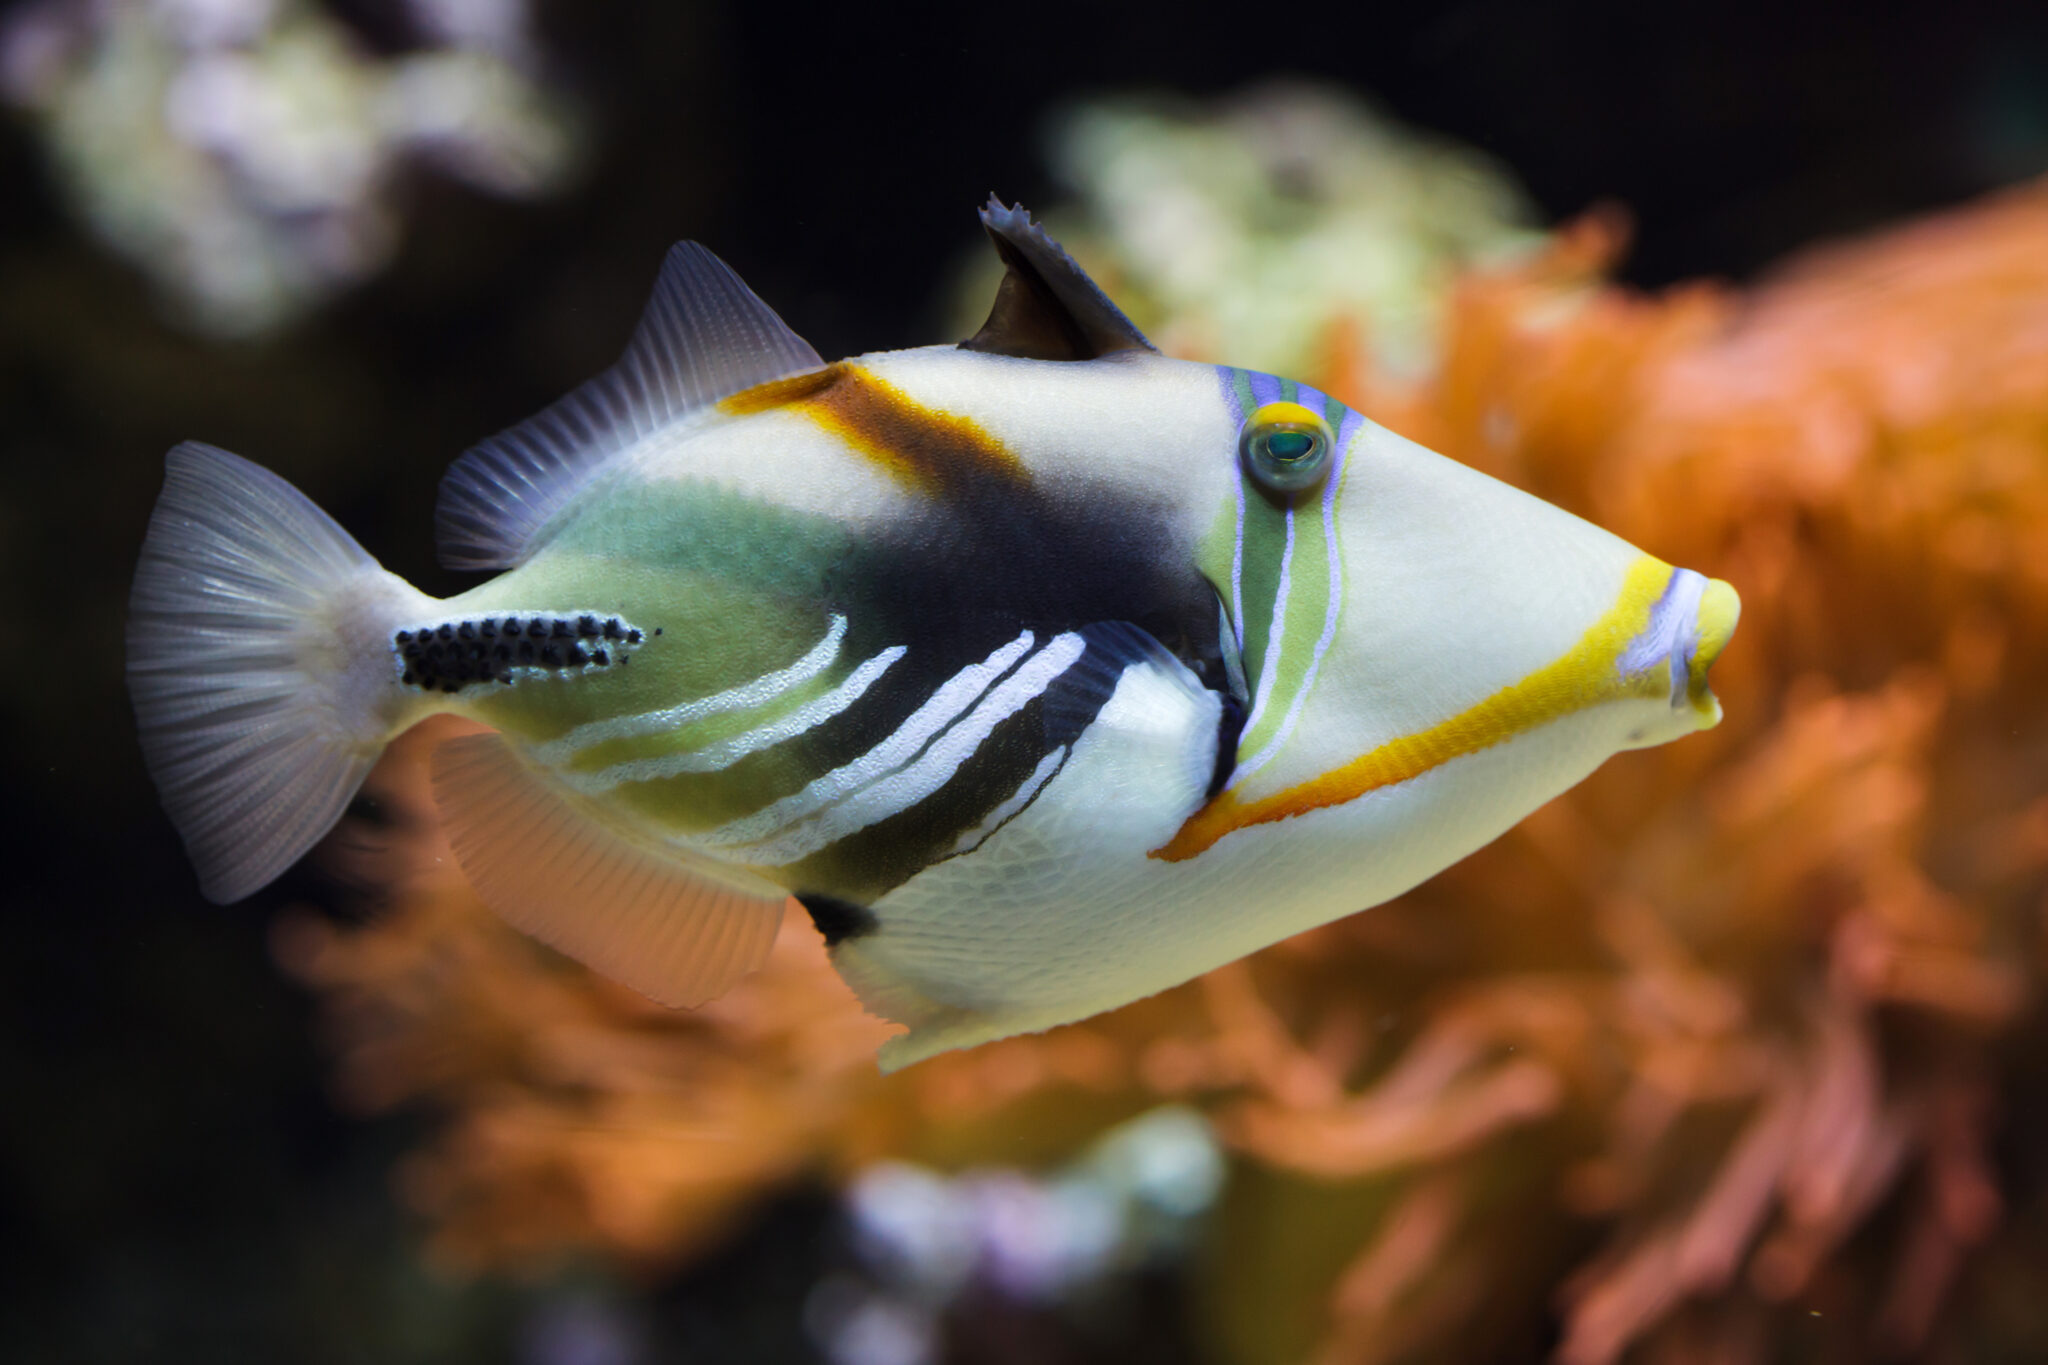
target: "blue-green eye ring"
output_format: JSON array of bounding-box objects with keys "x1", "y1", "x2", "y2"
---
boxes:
[{"x1": 1240, "y1": 401, "x2": 1335, "y2": 495}]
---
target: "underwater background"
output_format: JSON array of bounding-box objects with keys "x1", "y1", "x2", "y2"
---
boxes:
[{"x1": 7, "y1": 2, "x2": 2048, "y2": 1361}]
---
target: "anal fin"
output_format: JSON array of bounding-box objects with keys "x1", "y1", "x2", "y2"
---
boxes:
[{"x1": 431, "y1": 731, "x2": 788, "y2": 1007}]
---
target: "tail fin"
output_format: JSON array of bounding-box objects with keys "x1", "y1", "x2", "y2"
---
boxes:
[{"x1": 128, "y1": 443, "x2": 426, "y2": 902}]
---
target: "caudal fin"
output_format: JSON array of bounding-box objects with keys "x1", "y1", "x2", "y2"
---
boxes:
[{"x1": 128, "y1": 443, "x2": 425, "y2": 902}]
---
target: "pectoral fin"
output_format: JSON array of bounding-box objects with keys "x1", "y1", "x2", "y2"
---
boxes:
[{"x1": 431, "y1": 731, "x2": 789, "y2": 1007}]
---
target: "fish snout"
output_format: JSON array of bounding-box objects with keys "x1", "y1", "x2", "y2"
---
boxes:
[
  {"x1": 1617, "y1": 567, "x2": 1739, "y2": 745},
  {"x1": 1682, "y1": 576, "x2": 1740, "y2": 723}
]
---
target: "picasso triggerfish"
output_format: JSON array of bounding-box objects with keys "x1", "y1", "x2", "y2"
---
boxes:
[{"x1": 129, "y1": 201, "x2": 1738, "y2": 1070}]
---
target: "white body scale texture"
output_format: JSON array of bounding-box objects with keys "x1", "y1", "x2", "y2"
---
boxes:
[{"x1": 741, "y1": 349, "x2": 1690, "y2": 1068}]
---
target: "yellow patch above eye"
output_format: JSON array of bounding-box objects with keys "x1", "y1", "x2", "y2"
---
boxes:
[
  {"x1": 1250, "y1": 401, "x2": 1325, "y2": 428},
  {"x1": 1153, "y1": 555, "x2": 1677, "y2": 862}
]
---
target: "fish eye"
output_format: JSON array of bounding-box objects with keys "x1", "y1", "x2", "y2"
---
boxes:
[{"x1": 1239, "y1": 401, "x2": 1335, "y2": 495}]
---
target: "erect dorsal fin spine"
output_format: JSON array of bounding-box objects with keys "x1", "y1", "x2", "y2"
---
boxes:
[
  {"x1": 960, "y1": 196, "x2": 1157, "y2": 362},
  {"x1": 435, "y1": 242, "x2": 825, "y2": 571}
]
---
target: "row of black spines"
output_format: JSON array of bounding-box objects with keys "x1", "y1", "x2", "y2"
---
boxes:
[
  {"x1": 395, "y1": 614, "x2": 643, "y2": 647},
  {"x1": 401, "y1": 638, "x2": 614, "y2": 669}
]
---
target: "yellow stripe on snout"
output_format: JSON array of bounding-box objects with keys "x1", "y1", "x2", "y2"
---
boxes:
[{"x1": 1152, "y1": 555, "x2": 1676, "y2": 861}]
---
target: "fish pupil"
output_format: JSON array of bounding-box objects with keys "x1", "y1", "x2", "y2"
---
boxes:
[{"x1": 1265, "y1": 430, "x2": 1315, "y2": 462}]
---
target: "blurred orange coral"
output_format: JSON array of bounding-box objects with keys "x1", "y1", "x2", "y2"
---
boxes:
[{"x1": 279, "y1": 177, "x2": 2048, "y2": 1363}]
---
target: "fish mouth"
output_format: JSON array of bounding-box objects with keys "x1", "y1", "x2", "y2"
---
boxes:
[
  {"x1": 1620, "y1": 565, "x2": 1740, "y2": 729},
  {"x1": 1680, "y1": 576, "x2": 1740, "y2": 725}
]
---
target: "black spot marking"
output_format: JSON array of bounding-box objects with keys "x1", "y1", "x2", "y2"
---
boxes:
[
  {"x1": 696, "y1": 427, "x2": 1229, "y2": 902},
  {"x1": 395, "y1": 614, "x2": 645, "y2": 693},
  {"x1": 796, "y1": 893, "x2": 878, "y2": 947}
]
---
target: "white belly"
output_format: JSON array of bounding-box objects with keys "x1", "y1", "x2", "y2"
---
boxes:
[{"x1": 837, "y1": 661, "x2": 1644, "y2": 1072}]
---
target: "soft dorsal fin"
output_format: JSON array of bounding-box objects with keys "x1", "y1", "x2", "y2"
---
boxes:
[
  {"x1": 436, "y1": 243, "x2": 825, "y2": 570},
  {"x1": 431, "y1": 731, "x2": 790, "y2": 1007},
  {"x1": 960, "y1": 197, "x2": 1157, "y2": 362}
]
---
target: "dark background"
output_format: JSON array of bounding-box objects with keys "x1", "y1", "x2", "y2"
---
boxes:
[{"x1": 5, "y1": 1, "x2": 2046, "y2": 1360}]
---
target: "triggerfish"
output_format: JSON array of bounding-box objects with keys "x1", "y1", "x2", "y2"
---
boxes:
[{"x1": 128, "y1": 201, "x2": 1738, "y2": 1071}]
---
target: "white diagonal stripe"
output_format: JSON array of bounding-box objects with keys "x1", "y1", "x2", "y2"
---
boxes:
[
  {"x1": 696, "y1": 629, "x2": 1037, "y2": 849},
  {"x1": 566, "y1": 644, "x2": 907, "y2": 792},
  {"x1": 722, "y1": 632, "x2": 1086, "y2": 866},
  {"x1": 534, "y1": 613, "x2": 846, "y2": 763}
]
